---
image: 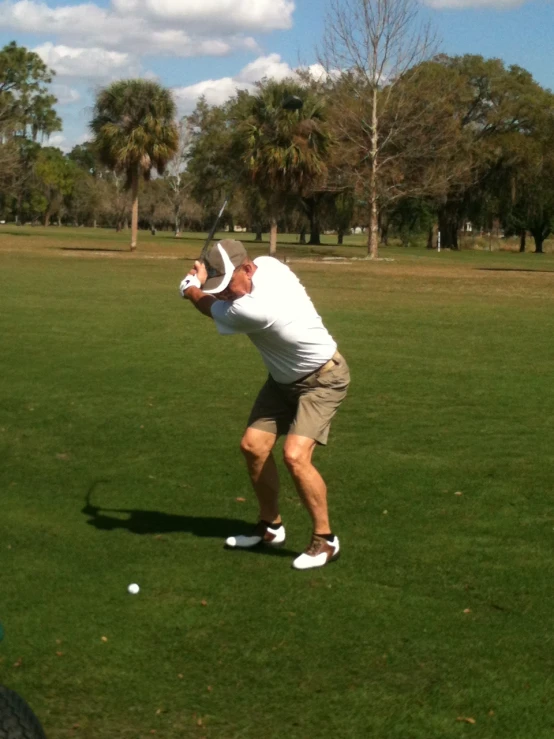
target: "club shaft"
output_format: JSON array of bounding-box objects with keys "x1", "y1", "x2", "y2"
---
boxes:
[{"x1": 201, "y1": 196, "x2": 229, "y2": 260}]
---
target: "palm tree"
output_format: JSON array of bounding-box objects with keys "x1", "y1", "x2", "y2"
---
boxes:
[
  {"x1": 90, "y1": 79, "x2": 178, "y2": 250},
  {"x1": 233, "y1": 80, "x2": 330, "y2": 255}
]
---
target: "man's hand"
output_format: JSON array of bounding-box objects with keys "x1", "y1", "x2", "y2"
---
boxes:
[
  {"x1": 179, "y1": 260, "x2": 215, "y2": 317},
  {"x1": 179, "y1": 273, "x2": 201, "y2": 297},
  {"x1": 193, "y1": 260, "x2": 208, "y2": 285},
  {"x1": 179, "y1": 260, "x2": 209, "y2": 298}
]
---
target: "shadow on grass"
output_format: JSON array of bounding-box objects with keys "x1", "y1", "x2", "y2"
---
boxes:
[
  {"x1": 82, "y1": 482, "x2": 296, "y2": 557},
  {"x1": 0, "y1": 229, "x2": 31, "y2": 237},
  {"x1": 60, "y1": 246, "x2": 125, "y2": 253},
  {"x1": 477, "y1": 267, "x2": 554, "y2": 274}
]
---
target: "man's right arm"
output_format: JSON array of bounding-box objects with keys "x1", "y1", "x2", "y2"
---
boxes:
[
  {"x1": 183, "y1": 286, "x2": 216, "y2": 318},
  {"x1": 180, "y1": 261, "x2": 216, "y2": 318}
]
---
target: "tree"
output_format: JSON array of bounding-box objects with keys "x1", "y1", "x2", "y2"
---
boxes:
[
  {"x1": 164, "y1": 117, "x2": 193, "y2": 235},
  {"x1": 431, "y1": 56, "x2": 552, "y2": 249},
  {"x1": 9, "y1": 138, "x2": 41, "y2": 224},
  {"x1": 504, "y1": 132, "x2": 554, "y2": 254},
  {"x1": 68, "y1": 142, "x2": 99, "y2": 176},
  {"x1": 104, "y1": 171, "x2": 132, "y2": 232},
  {"x1": 34, "y1": 147, "x2": 76, "y2": 226},
  {"x1": 187, "y1": 96, "x2": 239, "y2": 234},
  {"x1": 320, "y1": 0, "x2": 441, "y2": 258},
  {"x1": 232, "y1": 79, "x2": 330, "y2": 254},
  {"x1": 329, "y1": 190, "x2": 355, "y2": 244},
  {"x1": 0, "y1": 42, "x2": 61, "y2": 139},
  {"x1": 90, "y1": 79, "x2": 179, "y2": 250}
]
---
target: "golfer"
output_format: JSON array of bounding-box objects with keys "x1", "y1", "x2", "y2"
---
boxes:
[{"x1": 180, "y1": 240, "x2": 350, "y2": 570}]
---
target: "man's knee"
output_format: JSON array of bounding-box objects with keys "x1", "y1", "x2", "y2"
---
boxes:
[
  {"x1": 283, "y1": 437, "x2": 315, "y2": 470},
  {"x1": 240, "y1": 428, "x2": 276, "y2": 461}
]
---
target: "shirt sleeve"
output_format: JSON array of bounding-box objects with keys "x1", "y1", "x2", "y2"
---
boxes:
[{"x1": 210, "y1": 298, "x2": 273, "y2": 335}]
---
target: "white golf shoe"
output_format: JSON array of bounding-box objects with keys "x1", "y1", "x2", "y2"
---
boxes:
[
  {"x1": 225, "y1": 521, "x2": 286, "y2": 549},
  {"x1": 292, "y1": 535, "x2": 340, "y2": 570}
]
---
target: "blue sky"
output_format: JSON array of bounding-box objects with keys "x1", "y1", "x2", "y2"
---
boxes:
[{"x1": 0, "y1": 0, "x2": 552, "y2": 151}]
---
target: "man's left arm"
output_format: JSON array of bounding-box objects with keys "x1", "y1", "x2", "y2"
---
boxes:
[{"x1": 180, "y1": 261, "x2": 216, "y2": 318}]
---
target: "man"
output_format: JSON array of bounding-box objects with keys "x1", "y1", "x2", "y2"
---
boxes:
[{"x1": 180, "y1": 239, "x2": 350, "y2": 570}]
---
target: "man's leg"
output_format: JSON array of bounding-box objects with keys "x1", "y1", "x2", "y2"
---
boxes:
[
  {"x1": 240, "y1": 427, "x2": 281, "y2": 524},
  {"x1": 283, "y1": 433, "x2": 340, "y2": 569},
  {"x1": 282, "y1": 434, "x2": 329, "y2": 534},
  {"x1": 225, "y1": 428, "x2": 284, "y2": 549}
]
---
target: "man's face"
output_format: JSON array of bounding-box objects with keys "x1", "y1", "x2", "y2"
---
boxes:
[{"x1": 216, "y1": 263, "x2": 253, "y2": 301}]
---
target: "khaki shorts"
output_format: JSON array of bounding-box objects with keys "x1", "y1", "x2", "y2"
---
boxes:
[{"x1": 247, "y1": 351, "x2": 350, "y2": 445}]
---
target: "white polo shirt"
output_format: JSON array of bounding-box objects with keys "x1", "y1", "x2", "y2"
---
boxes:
[{"x1": 210, "y1": 256, "x2": 337, "y2": 383}]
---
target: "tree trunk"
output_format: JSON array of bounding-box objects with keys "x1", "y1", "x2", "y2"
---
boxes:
[
  {"x1": 438, "y1": 205, "x2": 459, "y2": 249},
  {"x1": 174, "y1": 209, "x2": 181, "y2": 236},
  {"x1": 307, "y1": 199, "x2": 321, "y2": 245},
  {"x1": 380, "y1": 219, "x2": 389, "y2": 246},
  {"x1": 44, "y1": 207, "x2": 52, "y2": 227},
  {"x1": 426, "y1": 225, "x2": 433, "y2": 249},
  {"x1": 299, "y1": 225, "x2": 306, "y2": 244},
  {"x1": 530, "y1": 228, "x2": 545, "y2": 253},
  {"x1": 519, "y1": 230, "x2": 526, "y2": 253},
  {"x1": 368, "y1": 87, "x2": 379, "y2": 259},
  {"x1": 309, "y1": 226, "x2": 320, "y2": 244},
  {"x1": 255, "y1": 224, "x2": 263, "y2": 241},
  {"x1": 426, "y1": 223, "x2": 438, "y2": 249},
  {"x1": 337, "y1": 229, "x2": 344, "y2": 245},
  {"x1": 269, "y1": 217, "x2": 277, "y2": 255},
  {"x1": 379, "y1": 208, "x2": 389, "y2": 245},
  {"x1": 130, "y1": 171, "x2": 139, "y2": 251},
  {"x1": 228, "y1": 214, "x2": 234, "y2": 233}
]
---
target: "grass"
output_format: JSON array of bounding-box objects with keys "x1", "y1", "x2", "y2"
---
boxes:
[
  {"x1": 1, "y1": 223, "x2": 553, "y2": 258},
  {"x1": 1, "y1": 228, "x2": 554, "y2": 738}
]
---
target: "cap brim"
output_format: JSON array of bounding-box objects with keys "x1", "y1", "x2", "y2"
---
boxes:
[
  {"x1": 202, "y1": 272, "x2": 232, "y2": 294},
  {"x1": 202, "y1": 243, "x2": 236, "y2": 294}
]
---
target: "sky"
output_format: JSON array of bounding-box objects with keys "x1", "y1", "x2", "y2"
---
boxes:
[{"x1": 0, "y1": 0, "x2": 552, "y2": 152}]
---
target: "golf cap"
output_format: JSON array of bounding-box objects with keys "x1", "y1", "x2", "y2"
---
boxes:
[{"x1": 202, "y1": 239, "x2": 248, "y2": 294}]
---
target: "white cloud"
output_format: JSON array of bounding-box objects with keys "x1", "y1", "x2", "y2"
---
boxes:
[
  {"x1": 173, "y1": 77, "x2": 246, "y2": 111},
  {"x1": 45, "y1": 132, "x2": 67, "y2": 150},
  {"x1": 236, "y1": 53, "x2": 294, "y2": 83},
  {"x1": 173, "y1": 55, "x2": 333, "y2": 115},
  {"x1": 34, "y1": 43, "x2": 139, "y2": 80},
  {"x1": 50, "y1": 83, "x2": 81, "y2": 104},
  {"x1": 425, "y1": 0, "x2": 524, "y2": 7},
  {"x1": 110, "y1": 0, "x2": 295, "y2": 32},
  {"x1": 304, "y1": 63, "x2": 330, "y2": 82},
  {"x1": 173, "y1": 54, "x2": 298, "y2": 113},
  {"x1": 0, "y1": 0, "x2": 279, "y2": 56},
  {"x1": 44, "y1": 131, "x2": 92, "y2": 152}
]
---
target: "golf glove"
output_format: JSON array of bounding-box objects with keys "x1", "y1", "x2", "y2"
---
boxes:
[{"x1": 179, "y1": 274, "x2": 202, "y2": 297}]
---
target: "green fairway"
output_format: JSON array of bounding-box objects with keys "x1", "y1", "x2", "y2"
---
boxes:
[{"x1": 1, "y1": 232, "x2": 554, "y2": 738}]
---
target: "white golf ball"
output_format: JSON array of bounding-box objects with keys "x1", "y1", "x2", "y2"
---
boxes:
[{"x1": 127, "y1": 583, "x2": 140, "y2": 595}]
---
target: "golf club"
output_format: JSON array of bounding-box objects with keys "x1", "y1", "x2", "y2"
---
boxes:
[{"x1": 198, "y1": 94, "x2": 305, "y2": 263}]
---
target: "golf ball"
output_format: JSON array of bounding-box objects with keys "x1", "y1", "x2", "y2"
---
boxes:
[{"x1": 127, "y1": 583, "x2": 140, "y2": 595}]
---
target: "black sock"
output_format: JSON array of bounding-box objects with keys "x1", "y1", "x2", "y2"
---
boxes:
[
  {"x1": 261, "y1": 519, "x2": 282, "y2": 529},
  {"x1": 317, "y1": 533, "x2": 334, "y2": 542}
]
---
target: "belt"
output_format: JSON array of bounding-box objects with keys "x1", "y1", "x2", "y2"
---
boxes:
[
  {"x1": 317, "y1": 350, "x2": 342, "y2": 376},
  {"x1": 279, "y1": 351, "x2": 344, "y2": 386}
]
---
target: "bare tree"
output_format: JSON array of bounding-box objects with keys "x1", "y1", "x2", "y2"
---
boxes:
[
  {"x1": 320, "y1": 0, "x2": 441, "y2": 258},
  {"x1": 164, "y1": 117, "x2": 193, "y2": 236}
]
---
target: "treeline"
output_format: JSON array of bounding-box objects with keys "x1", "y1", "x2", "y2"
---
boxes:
[{"x1": 1, "y1": 15, "x2": 554, "y2": 256}]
